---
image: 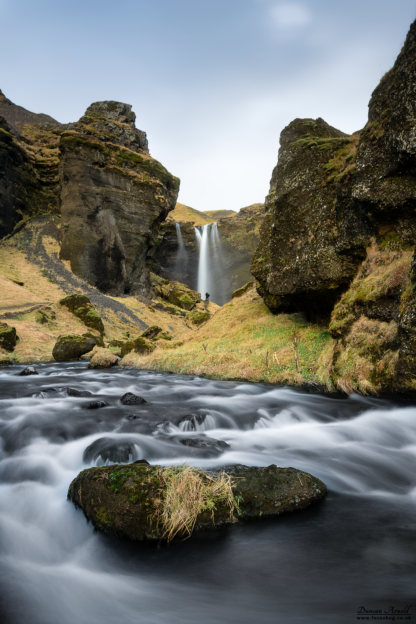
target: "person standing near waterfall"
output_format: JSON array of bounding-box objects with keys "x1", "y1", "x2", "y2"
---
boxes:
[{"x1": 205, "y1": 293, "x2": 210, "y2": 301}]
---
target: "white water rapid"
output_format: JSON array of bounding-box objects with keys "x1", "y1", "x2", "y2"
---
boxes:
[{"x1": 0, "y1": 363, "x2": 415, "y2": 624}]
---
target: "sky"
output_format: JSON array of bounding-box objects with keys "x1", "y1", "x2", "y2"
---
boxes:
[{"x1": 1, "y1": 0, "x2": 415, "y2": 212}]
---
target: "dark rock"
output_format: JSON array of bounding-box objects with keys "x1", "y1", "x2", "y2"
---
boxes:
[
  {"x1": 120, "y1": 392, "x2": 147, "y2": 405},
  {"x1": 58, "y1": 101, "x2": 180, "y2": 297},
  {"x1": 83, "y1": 437, "x2": 137, "y2": 464},
  {"x1": 19, "y1": 366, "x2": 38, "y2": 376},
  {"x1": 179, "y1": 437, "x2": 230, "y2": 453},
  {"x1": 52, "y1": 334, "x2": 97, "y2": 362},
  {"x1": 0, "y1": 324, "x2": 18, "y2": 351},
  {"x1": 32, "y1": 387, "x2": 92, "y2": 397},
  {"x1": 0, "y1": 97, "x2": 60, "y2": 239},
  {"x1": 141, "y1": 325, "x2": 163, "y2": 340},
  {"x1": 68, "y1": 463, "x2": 327, "y2": 541},
  {"x1": 133, "y1": 336, "x2": 155, "y2": 355},
  {"x1": 84, "y1": 401, "x2": 107, "y2": 409},
  {"x1": 251, "y1": 117, "x2": 369, "y2": 322}
]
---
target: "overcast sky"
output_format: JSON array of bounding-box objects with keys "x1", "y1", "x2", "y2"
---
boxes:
[{"x1": 1, "y1": 0, "x2": 415, "y2": 212}]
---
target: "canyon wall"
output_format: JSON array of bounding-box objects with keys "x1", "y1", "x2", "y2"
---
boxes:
[
  {"x1": 252, "y1": 18, "x2": 416, "y2": 392},
  {"x1": 0, "y1": 94, "x2": 179, "y2": 297}
]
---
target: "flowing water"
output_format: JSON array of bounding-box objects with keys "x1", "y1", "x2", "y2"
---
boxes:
[
  {"x1": 194, "y1": 224, "x2": 210, "y2": 297},
  {"x1": 0, "y1": 363, "x2": 415, "y2": 623}
]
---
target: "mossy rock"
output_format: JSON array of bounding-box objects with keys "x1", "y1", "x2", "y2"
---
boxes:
[
  {"x1": 68, "y1": 463, "x2": 327, "y2": 542},
  {"x1": 134, "y1": 336, "x2": 156, "y2": 354},
  {"x1": 52, "y1": 334, "x2": 97, "y2": 362},
  {"x1": 35, "y1": 307, "x2": 56, "y2": 325},
  {"x1": 120, "y1": 340, "x2": 135, "y2": 358},
  {"x1": 0, "y1": 324, "x2": 18, "y2": 351},
  {"x1": 141, "y1": 325, "x2": 163, "y2": 340},
  {"x1": 232, "y1": 281, "x2": 255, "y2": 298},
  {"x1": 186, "y1": 306, "x2": 211, "y2": 325},
  {"x1": 83, "y1": 332, "x2": 104, "y2": 347},
  {"x1": 60, "y1": 294, "x2": 105, "y2": 335}
]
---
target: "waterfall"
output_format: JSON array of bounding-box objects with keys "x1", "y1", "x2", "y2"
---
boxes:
[
  {"x1": 194, "y1": 222, "x2": 230, "y2": 303},
  {"x1": 174, "y1": 222, "x2": 188, "y2": 278},
  {"x1": 175, "y1": 223, "x2": 185, "y2": 252},
  {"x1": 194, "y1": 224, "x2": 210, "y2": 297}
]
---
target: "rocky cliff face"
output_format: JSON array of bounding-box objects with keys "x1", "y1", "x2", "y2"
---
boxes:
[
  {"x1": 59, "y1": 101, "x2": 179, "y2": 295},
  {"x1": 154, "y1": 203, "x2": 264, "y2": 304},
  {"x1": 252, "y1": 18, "x2": 416, "y2": 392},
  {"x1": 0, "y1": 104, "x2": 61, "y2": 239},
  {"x1": 0, "y1": 93, "x2": 179, "y2": 297}
]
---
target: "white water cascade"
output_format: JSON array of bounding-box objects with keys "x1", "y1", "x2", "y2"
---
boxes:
[
  {"x1": 194, "y1": 224, "x2": 210, "y2": 297},
  {"x1": 175, "y1": 223, "x2": 185, "y2": 252}
]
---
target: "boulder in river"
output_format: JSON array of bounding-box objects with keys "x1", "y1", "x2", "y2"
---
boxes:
[
  {"x1": 120, "y1": 392, "x2": 147, "y2": 405},
  {"x1": 52, "y1": 334, "x2": 97, "y2": 362},
  {"x1": 83, "y1": 437, "x2": 138, "y2": 464},
  {"x1": 19, "y1": 366, "x2": 38, "y2": 376},
  {"x1": 84, "y1": 400, "x2": 107, "y2": 409},
  {"x1": 68, "y1": 462, "x2": 327, "y2": 542}
]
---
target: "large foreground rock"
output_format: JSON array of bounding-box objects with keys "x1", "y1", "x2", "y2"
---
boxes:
[{"x1": 68, "y1": 462, "x2": 327, "y2": 541}]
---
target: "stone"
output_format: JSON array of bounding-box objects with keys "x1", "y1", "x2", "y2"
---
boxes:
[
  {"x1": 133, "y1": 336, "x2": 155, "y2": 354},
  {"x1": 0, "y1": 324, "x2": 18, "y2": 351},
  {"x1": 141, "y1": 325, "x2": 163, "y2": 340},
  {"x1": 83, "y1": 437, "x2": 138, "y2": 464},
  {"x1": 52, "y1": 334, "x2": 97, "y2": 362},
  {"x1": 179, "y1": 437, "x2": 230, "y2": 453},
  {"x1": 150, "y1": 273, "x2": 201, "y2": 310},
  {"x1": 120, "y1": 392, "x2": 147, "y2": 405},
  {"x1": 60, "y1": 295, "x2": 105, "y2": 335},
  {"x1": 84, "y1": 401, "x2": 107, "y2": 409},
  {"x1": 19, "y1": 366, "x2": 38, "y2": 376},
  {"x1": 87, "y1": 347, "x2": 118, "y2": 369},
  {"x1": 68, "y1": 463, "x2": 327, "y2": 542}
]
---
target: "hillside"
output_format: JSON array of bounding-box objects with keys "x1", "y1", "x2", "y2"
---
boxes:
[{"x1": 166, "y1": 202, "x2": 214, "y2": 225}]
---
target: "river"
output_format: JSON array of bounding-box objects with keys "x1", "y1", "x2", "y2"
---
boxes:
[{"x1": 0, "y1": 363, "x2": 415, "y2": 623}]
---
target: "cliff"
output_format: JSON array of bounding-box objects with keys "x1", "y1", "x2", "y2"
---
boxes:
[
  {"x1": 251, "y1": 18, "x2": 416, "y2": 393},
  {"x1": 0, "y1": 93, "x2": 180, "y2": 297},
  {"x1": 58, "y1": 101, "x2": 179, "y2": 295}
]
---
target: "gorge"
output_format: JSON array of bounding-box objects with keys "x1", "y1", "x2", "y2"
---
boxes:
[{"x1": 1, "y1": 13, "x2": 416, "y2": 624}]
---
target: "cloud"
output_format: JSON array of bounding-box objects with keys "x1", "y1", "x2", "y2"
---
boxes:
[{"x1": 269, "y1": 3, "x2": 312, "y2": 28}]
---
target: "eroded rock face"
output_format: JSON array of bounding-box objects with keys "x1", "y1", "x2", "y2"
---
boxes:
[
  {"x1": 68, "y1": 462, "x2": 327, "y2": 541},
  {"x1": 252, "y1": 17, "x2": 416, "y2": 361},
  {"x1": 251, "y1": 118, "x2": 371, "y2": 321},
  {"x1": 58, "y1": 101, "x2": 180, "y2": 296},
  {"x1": 0, "y1": 112, "x2": 60, "y2": 239}
]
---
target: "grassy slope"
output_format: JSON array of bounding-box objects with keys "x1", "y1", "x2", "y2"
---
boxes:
[
  {"x1": 121, "y1": 285, "x2": 333, "y2": 386},
  {"x1": 0, "y1": 226, "x2": 192, "y2": 363},
  {"x1": 204, "y1": 210, "x2": 237, "y2": 219},
  {"x1": 166, "y1": 203, "x2": 214, "y2": 226}
]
